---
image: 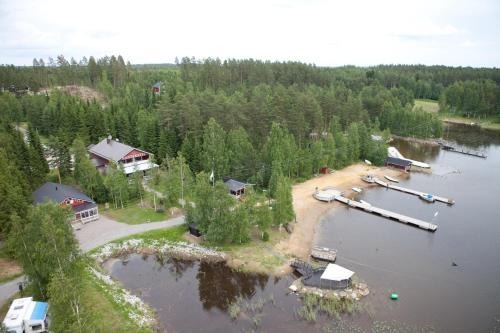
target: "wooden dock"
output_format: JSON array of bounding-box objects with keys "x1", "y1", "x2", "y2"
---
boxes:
[
  {"x1": 333, "y1": 195, "x2": 438, "y2": 232},
  {"x1": 313, "y1": 189, "x2": 437, "y2": 232},
  {"x1": 438, "y1": 141, "x2": 487, "y2": 158},
  {"x1": 374, "y1": 179, "x2": 455, "y2": 205},
  {"x1": 311, "y1": 246, "x2": 337, "y2": 262}
]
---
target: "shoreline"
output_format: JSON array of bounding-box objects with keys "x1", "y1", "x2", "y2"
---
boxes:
[{"x1": 276, "y1": 164, "x2": 406, "y2": 260}]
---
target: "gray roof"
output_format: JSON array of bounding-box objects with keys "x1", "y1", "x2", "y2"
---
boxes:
[
  {"x1": 224, "y1": 179, "x2": 246, "y2": 192},
  {"x1": 386, "y1": 157, "x2": 412, "y2": 166},
  {"x1": 153, "y1": 82, "x2": 161, "y2": 88},
  {"x1": 32, "y1": 182, "x2": 94, "y2": 205},
  {"x1": 88, "y1": 137, "x2": 148, "y2": 162}
]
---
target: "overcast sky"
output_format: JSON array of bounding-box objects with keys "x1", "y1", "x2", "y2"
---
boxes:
[{"x1": 0, "y1": 0, "x2": 499, "y2": 67}]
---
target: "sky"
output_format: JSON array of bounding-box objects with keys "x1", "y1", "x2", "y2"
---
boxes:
[{"x1": 0, "y1": 0, "x2": 499, "y2": 67}]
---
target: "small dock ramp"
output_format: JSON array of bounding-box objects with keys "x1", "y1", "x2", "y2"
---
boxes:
[{"x1": 291, "y1": 259, "x2": 315, "y2": 278}]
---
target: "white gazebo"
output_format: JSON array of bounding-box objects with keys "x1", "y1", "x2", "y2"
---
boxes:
[{"x1": 319, "y1": 263, "x2": 355, "y2": 289}]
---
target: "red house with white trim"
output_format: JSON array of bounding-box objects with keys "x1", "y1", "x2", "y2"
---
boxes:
[
  {"x1": 88, "y1": 136, "x2": 158, "y2": 176},
  {"x1": 32, "y1": 182, "x2": 99, "y2": 224}
]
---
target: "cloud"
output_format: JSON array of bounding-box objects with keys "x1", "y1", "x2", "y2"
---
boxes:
[{"x1": 0, "y1": 0, "x2": 498, "y2": 67}]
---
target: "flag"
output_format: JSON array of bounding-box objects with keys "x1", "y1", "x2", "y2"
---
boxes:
[{"x1": 209, "y1": 170, "x2": 214, "y2": 182}]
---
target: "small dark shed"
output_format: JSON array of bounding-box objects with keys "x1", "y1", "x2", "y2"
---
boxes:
[
  {"x1": 385, "y1": 157, "x2": 411, "y2": 172},
  {"x1": 223, "y1": 177, "x2": 246, "y2": 198}
]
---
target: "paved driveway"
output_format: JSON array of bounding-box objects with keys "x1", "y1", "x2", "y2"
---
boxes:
[
  {"x1": 0, "y1": 214, "x2": 185, "y2": 307},
  {"x1": 75, "y1": 214, "x2": 185, "y2": 252}
]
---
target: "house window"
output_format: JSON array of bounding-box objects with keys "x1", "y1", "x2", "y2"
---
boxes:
[{"x1": 30, "y1": 324, "x2": 43, "y2": 331}]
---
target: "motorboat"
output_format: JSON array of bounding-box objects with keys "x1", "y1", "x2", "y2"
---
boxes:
[
  {"x1": 419, "y1": 193, "x2": 435, "y2": 203},
  {"x1": 352, "y1": 187, "x2": 362, "y2": 193}
]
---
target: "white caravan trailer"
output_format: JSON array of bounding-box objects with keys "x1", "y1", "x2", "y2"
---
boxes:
[{"x1": 2, "y1": 297, "x2": 49, "y2": 333}]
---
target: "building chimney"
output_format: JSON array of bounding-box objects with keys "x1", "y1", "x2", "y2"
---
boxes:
[{"x1": 107, "y1": 135, "x2": 112, "y2": 144}]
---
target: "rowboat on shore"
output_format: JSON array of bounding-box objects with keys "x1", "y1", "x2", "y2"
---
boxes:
[
  {"x1": 352, "y1": 187, "x2": 362, "y2": 193},
  {"x1": 364, "y1": 159, "x2": 372, "y2": 165},
  {"x1": 384, "y1": 175, "x2": 399, "y2": 183}
]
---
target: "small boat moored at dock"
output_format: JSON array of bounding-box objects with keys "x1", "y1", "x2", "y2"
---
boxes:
[
  {"x1": 352, "y1": 187, "x2": 362, "y2": 193},
  {"x1": 419, "y1": 193, "x2": 435, "y2": 203},
  {"x1": 384, "y1": 175, "x2": 399, "y2": 183}
]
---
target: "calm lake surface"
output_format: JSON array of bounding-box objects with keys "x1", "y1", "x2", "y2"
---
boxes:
[
  {"x1": 318, "y1": 124, "x2": 500, "y2": 333},
  {"x1": 110, "y1": 124, "x2": 500, "y2": 332}
]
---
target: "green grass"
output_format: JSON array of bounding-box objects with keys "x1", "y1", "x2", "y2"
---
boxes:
[
  {"x1": 101, "y1": 201, "x2": 169, "y2": 225},
  {"x1": 110, "y1": 224, "x2": 187, "y2": 244},
  {"x1": 413, "y1": 99, "x2": 439, "y2": 113},
  {"x1": 84, "y1": 271, "x2": 153, "y2": 333}
]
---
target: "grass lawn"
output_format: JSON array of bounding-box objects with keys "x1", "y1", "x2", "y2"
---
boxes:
[
  {"x1": 215, "y1": 227, "x2": 291, "y2": 275},
  {"x1": 111, "y1": 224, "x2": 187, "y2": 244},
  {"x1": 101, "y1": 201, "x2": 170, "y2": 225},
  {"x1": 413, "y1": 99, "x2": 439, "y2": 113},
  {"x1": 84, "y1": 271, "x2": 153, "y2": 333}
]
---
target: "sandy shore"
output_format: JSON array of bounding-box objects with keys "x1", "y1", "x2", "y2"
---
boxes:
[{"x1": 276, "y1": 164, "x2": 406, "y2": 260}]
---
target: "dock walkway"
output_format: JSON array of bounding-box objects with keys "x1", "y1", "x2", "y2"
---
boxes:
[
  {"x1": 374, "y1": 179, "x2": 455, "y2": 205},
  {"x1": 313, "y1": 189, "x2": 438, "y2": 232}
]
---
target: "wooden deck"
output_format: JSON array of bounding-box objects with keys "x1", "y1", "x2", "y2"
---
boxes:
[
  {"x1": 374, "y1": 179, "x2": 455, "y2": 205},
  {"x1": 313, "y1": 189, "x2": 438, "y2": 232},
  {"x1": 311, "y1": 246, "x2": 337, "y2": 262},
  {"x1": 334, "y1": 195, "x2": 438, "y2": 232}
]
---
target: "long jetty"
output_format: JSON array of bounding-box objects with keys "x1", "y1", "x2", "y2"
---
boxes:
[
  {"x1": 438, "y1": 141, "x2": 487, "y2": 158},
  {"x1": 374, "y1": 179, "x2": 455, "y2": 205},
  {"x1": 314, "y1": 189, "x2": 438, "y2": 232}
]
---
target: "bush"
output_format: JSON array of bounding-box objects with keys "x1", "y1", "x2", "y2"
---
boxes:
[{"x1": 262, "y1": 231, "x2": 269, "y2": 242}]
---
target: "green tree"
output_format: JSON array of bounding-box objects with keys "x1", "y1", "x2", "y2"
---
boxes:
[
  {"x1": 272, "y1": 175, "x2": 295, "y2": 226},
  {"x1": 73, "y1": 139, "x2": 107, "y2": 202},
  {"x1": 161, "y1": 154, "x2": 193, "y2": 208},
  {"x1": 202, "y1": 118, "x2": 228, "y2": 180},
  {"x1": 104, "y1": 164, "x2": 129, "y2": 208},
  {"x1": 11, "y1": 203, "x2": 79, "y2": 298}
]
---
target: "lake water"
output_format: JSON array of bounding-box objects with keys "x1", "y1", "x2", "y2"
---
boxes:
[
  {"x1": 109, "y1": 124, "x2": 500, "y2": 332},
  {"x1": 317, "y1": 124, "x2": 500, "y2": 333}
]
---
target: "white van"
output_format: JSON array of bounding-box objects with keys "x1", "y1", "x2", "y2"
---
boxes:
[{"x1": 2, "y1": 297, "x2": 49, "y2": 333}]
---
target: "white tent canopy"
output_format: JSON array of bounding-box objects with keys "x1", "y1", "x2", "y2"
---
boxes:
[{"x1": 320, "y1": 263, "x2": 354, "y2": 281}]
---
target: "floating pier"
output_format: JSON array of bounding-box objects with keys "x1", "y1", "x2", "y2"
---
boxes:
[
  {"x1": 311, "y1": 246, "x2": 337, "y2": 262},
  {"x1": 313, "y1": 189, "x2": 438, "y2": 232},
  {"x1": 438, "y1": 141, "x2": 487, "y2": 158},
  {"x1": 374, "y1": 179, "x2": 455, "y2": 205}
]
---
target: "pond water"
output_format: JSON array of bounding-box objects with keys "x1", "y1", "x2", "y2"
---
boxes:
[{"x1": 109, "y1": 124, "x2": 500, "y2": 332}]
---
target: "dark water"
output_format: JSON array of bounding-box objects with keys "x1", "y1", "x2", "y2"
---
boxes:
[
  {"x1": 317, "y1": 124, "x2": 500, "y2": 333},
  {"x1": 110, "y1": 255, "x2": 368, "y2": 333},
  {"x1": 110, "y1": 124, "x2": 500, "y2": 332}
]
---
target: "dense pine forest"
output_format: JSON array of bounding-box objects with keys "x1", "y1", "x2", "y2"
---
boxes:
[{"x1": 1, "y1": 56, "x2": 500, "y2": 236}]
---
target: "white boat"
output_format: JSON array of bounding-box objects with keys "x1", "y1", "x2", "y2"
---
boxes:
[
  {"x1": 384, "y1": 175, "x2": 399, "y2": 183},
  {"x1": 352, "y1": 187, "x2": 362, "y2": 193},
  {"x1": 419, "y1": 193, "x2": 435, "y2": 203},
  {"x1": 364, "y1": 159, "x2": 372, "y2": 165},
  {"x1": 387, "y1": 147, "x2": 431, "y2": 169}
]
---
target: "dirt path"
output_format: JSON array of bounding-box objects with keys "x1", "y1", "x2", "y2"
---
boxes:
[{"x1": 276, "y1": 164, "x2": 405, "y2": 260}]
